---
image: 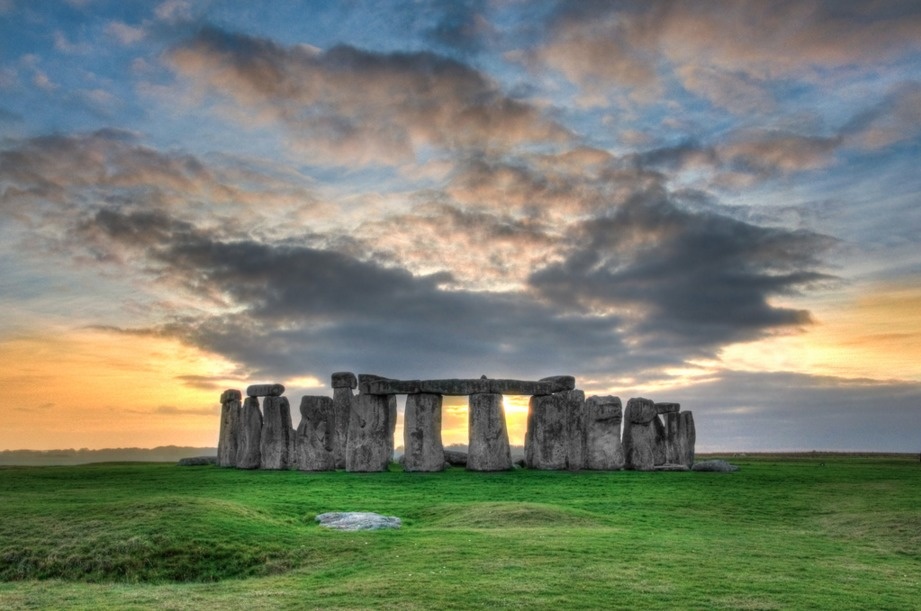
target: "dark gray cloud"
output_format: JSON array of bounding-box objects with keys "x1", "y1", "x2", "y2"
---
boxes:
[
  {"x1": 422, "y1": 0, "x2": 495, "y2": 56},
  {"x1": 674, "y1": 370, "x2": 921, "y2": 452},
  {"x1": 530, "y1": 187, "x2": 837, "y2": 353}
]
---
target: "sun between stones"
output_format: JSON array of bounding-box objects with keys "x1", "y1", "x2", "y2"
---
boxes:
[{"x1": 216, "y1": 373, "x2": 696, "y2": 473}]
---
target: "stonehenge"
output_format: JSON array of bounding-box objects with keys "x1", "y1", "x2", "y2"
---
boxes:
[{"x1": 215, "y1": 372, "x2": 697, "y2": 473}]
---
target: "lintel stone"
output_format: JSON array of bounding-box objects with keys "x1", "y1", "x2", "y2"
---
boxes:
[{"x1": 361, "y1": 375, "x2": 575, "y2": 396}]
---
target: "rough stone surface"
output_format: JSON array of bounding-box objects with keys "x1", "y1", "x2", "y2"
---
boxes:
[
  {"x1": 653, "y1": 415, "x2": 667, "y2": 466},
  {"x1": 295, "y1": 396, "x2": 337, "y2": 471},
  {"x1": 220, "y1": 389, "x2": 242, "y2": 404},
  {"x1": 363, "y1": 376, "x2": 575, "y2": 397},
  {"x1": 467, "y1": 393, "x2": 513, "y2": 471},
  {"x1": 623, "y1": 398, "x2": 658, "y2": 471},
  {"x1": 236, "y1": 396, "x2": 262, "y2": 469},
  {"x1": 331, "y1": 386, "x2": 353, "y2": 469},
  {"x1": 403, "y1": 393, "x2": 445, "y2": 472},
  {"x1": 444, "y1": 449, "x2": 468, "y2": 466},
  {"x1": 524, "y1": 390, "x2": 585, "y2": 470},
  {"x1": 217, "y1": 391, "x2": 241, "y2": 468},
  {"x1": 357, "y1": 373, "x2": 390, "y2": 395},
  {"x1": 247, "y1": 383, "x2": 285, "y2": 398},
  {"x1": 664, "y1": 412, "x2": 680, "y2": 464},
  {"x1": 260, "y1": 396, "x2": 294, "y2": 470},
  {"x1": 692, "y1": 459, "x2": 738, "y2": 472},
  {"x1": 653, "y1": 463, "x2": 690, "y2": 471},
  {"x1": 178, "y1": 456, "x2": 217, "y2": 466},
  {"x1": 346, "y1": 393, "x2": 393, "y2": 472},
  {"x1": 331, "y1": 372, "x2": 358, "y2": 389},
  {"x1": 677, "y1": 411, "x2": 696, "y2": 467},
  {"x1": 655, "y1": 402, "x2": 680, "y2": 414},
  {"x1": 583, "y1": 395, "x2": 625, "y2": 470},
  {"x1": 315, "y1": 512, "x2": 402, "y2": 531}
]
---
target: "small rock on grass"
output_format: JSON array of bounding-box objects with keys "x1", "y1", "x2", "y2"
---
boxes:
[
  {"x1": 692, "y1": 459, "x2": 740, "y2": 472},
  {"x1": 315, "y1": 512, "x2": 402, "y2": 531},
  {"x1": 177, "y1": 456, "x2": 217, "y2": 466}
]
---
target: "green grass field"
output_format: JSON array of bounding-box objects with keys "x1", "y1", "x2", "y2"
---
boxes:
[{"x1": 1, "y1": 455, "x2": 919, "y2": 609}]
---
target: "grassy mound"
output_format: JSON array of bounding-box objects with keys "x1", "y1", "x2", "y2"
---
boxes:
[{"x1": 420, "y1": 501, "x2": 604, "y2": 529}]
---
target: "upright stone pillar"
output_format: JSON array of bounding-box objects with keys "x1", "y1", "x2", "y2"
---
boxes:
[
  {"x1": 622, "y1": 397, "x2": 658, "y2": 471},
  {"x1": 217, "y1": 389, "x2": 242, "y2": 468},
  {"x1": 260, "y1": 395, "x2": 294, "y2": 470},
  {"x1": 524, "y1": 390, "x2": 585, "y2": 470},
  {"x1": 346, "y1": 392, "x2": 393, "y2": 472},
  {"x1": 236, "y1": 396, "x2": 262, "y2": 469},
  {"x1": 403, "y1": 393, "x2": 444, "y2": 472},
  {"x1": 584, "y1": 395, "x2": 624, "y2": 470},
  {"x1": 331, "y1": 372, "x2": 356, "y2": 468},
  {"x1": 467, "y1": 392, "x2": 512, "y2": 471},
  {"x1": 295, "y1": 396, "x2": 337, "y2": 471},
  {"x1": 677, "y1": 411, "x2": 696, "y2": 467}
]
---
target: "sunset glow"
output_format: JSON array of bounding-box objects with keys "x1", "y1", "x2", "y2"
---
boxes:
[{"x1": 2, "y1": 1, "x2": 920, "y2": 452}]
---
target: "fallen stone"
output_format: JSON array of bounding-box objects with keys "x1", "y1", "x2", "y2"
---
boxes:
[
  {"x1": 467, "y1": 393, "x2": 513, "y2": 471},
  {"x1": 247, "y1": 383, "x2": 285, "y2": 398},
  {"x1": 655, "y1": 402, "x2": 680, "y2": 414},
  {"x1": 692, "y1": 459, "x2": 739, "y2": 472},
  {"x1": 653, "y1": 463, "x2": 690, "y2": 471},
  {"x1": 178, "y1": 456, "x2": 216, "y2": 466},
  {"x1": 403, "y1": 393, "x2": 445, "y2": 472},
  {"x1": 236, "y1": 396, "x2": 262, "y2": 469},
  {"x1": 623, "y1": 398, "x2": 658, "y2": 471},
  {"x1": 444, "y1": 449, "x2": 468, "y2": 466},
  {"x1": 524, "y1": 390, "x2": 585, "y2": 470},
  {"x1": 584, "y1": 395, "x2": 625, "y2": 470},
  {"x1": 295, "y1": 396, "x2": 337, "y2": 471},
  {"x1": 331, "y1": 372, "x2": 358, "y2": 389},
  {"x1": 346, "y1": 393, "x2": 393, "y2": 472},
  {"x1": 315, "y1": 512, "x2": 402, "y2": 531},
  {"x1": 362, "y1": 376, "x2": 575, "y2": 397},
  {"x1": 217, "y1": 389, "x2": 242, "y2": 468},
  {"x1": 260, "y1": 396, "x2": 294, "y2": 470},
  {"x1": 332, "y1": 386, "x2": 354, "y2": 469}
]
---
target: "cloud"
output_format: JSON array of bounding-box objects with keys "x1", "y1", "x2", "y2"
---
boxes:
[
  {"x1": 165, "y1": 26, "x2": 569, "y2": 166},
  {"x1": 423, "y1": 0, "x2": 496, "y2": 55},
  {"x1": 844, "y1": 81, "x2": 921, "y2": 149},
  {"x1": 106, "y1": 21, "x2": 146, "y2": 45},
  {"x1": 529, "y1": 187, "x2": 837, "y2": 353}
]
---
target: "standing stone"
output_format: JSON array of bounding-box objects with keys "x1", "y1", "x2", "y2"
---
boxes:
[
  {"x1": 236, "y1": 396, "x2": 262, "y2": 469},
  {"x1": 676, "y1": 411, "x2": 696, "y2": 467},
  {"x1": 331, "y1": 372, "x2": 357, "y2": 469},
  {"x1": 346, "y1": 393, "x2": 393, "y2": 472},
  {"x1": 653, "y1": 415, "x2": 667, "y2": 466},
  {"x1": 584, "y1": 395, "x2": 625, "y2": 470},
  {"x1": 664, "y1": 411, "x2": 681, "y2": 464},
  {"x1": 622, "y1": 397, "x2": 658, "y2": 471},
  {"x1": 260, "y1": 395, "x2": 294, "y2": 470},
  {"x1": 524, "y1": 390, "x2": 585, "y2": 470},
  {"x1": 217, "y1": 389, "x2": 242, "y2": 468},
  {"x1": 295, "y1": 396, "x2": 337, "y2": 471},
  {"x1": 386, "y1": 394, "x2": 398, "y2": 462},
  {"x1": 403, "y1": 393, "x2": 445, "y2": 472},
  {"x1": 467, "y1": 393, "x2": 512, "y2": 471}
]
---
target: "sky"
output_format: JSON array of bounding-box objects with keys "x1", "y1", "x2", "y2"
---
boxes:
[{"x1": 1, "y1": 0, "x2": 920, "y2": 452}]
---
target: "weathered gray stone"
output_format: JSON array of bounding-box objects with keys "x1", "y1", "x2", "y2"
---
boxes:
[
  {"x1": 217, "y1": 390, "x2": 242, "y2": 468},
  {"x1": 623, "y1": 397, "x2": 658, "y2": 471},
  {"x1": 331, "y1": 372, "x2": 358, "y2": 389},
  {"x1": 247, "y1": 383, "x2": 285, "y2": 397},
  {"x1": 524, "y1": 390, "x2": 585, "y2": 470},
  {"x1": 345, "y1": 393, "x2": 393, "y2": 472},
  {"x1": 220, "y1": 389, "x2": 242, "y2": 404},
  {"x1": 387, "y1": 394, "x2": 397, "y2": 461},
  {"x1": 295, "y1": 396, "x2": 337, "y2": 471},
  {"x1": 357, "y1": 373, "x2": 390, "y2": 394},
  {"x1": 655, "y1": 402, "x2": 680, "y2": 414},
  {"x1": 444, "y1": 449, "x2": 468, "y2": 466},
  {"x1": 653, "y1": 463, "x2": 690, "y2": 471},
  {"x1": 260, "y1": 396, "x2": 294, "y2": 470},
  {"x1": 332, "y1": 386, "x2": 353, "y2": 469},
  {"x1": 653, "y1": 415, "x2": 667, "y2": 466},
  {"x1": 584, "y1": 395, "x2": 624, "y2": 470},
  {"x1": 235, "y1": 396, "x2": 262, "y2": 469},
  {"x1": 403, "y1": 393, "x2": 445, "y2": 472},
  {"x1": 664, "y1": 412, "x2": 680, "y2": 464},
  {"x1": 315, "y1": 512, "x2": 402, "y2": 531},
  {"x1": 692, "y1": 459, "x2": 738, "y2": 472},
  {"x1": 677, "y1": 411, "x2": 696, "y2": 467},
  {"x1": 362, "y1": 376, "x2": 575, "y2": 397},
  {"x1": 467, "y1": 393, "x2": 513, "y2": 471}
]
